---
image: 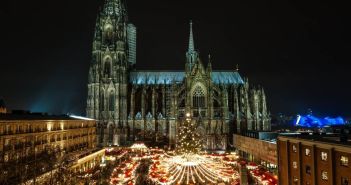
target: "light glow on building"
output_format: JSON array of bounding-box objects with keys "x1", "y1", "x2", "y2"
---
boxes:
[
  {"x1": 69, "y1": 115, "x2": 95, "y2": 121},
  {"x1": 294, "y1": 114, "x2": 345, "y2": 127}
]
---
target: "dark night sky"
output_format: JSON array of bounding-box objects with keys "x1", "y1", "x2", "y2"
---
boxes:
[{"x1": 0, "y1": 0, "x2": 350, "y2": 117}]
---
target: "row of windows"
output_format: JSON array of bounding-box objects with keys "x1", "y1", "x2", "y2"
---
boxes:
[
  {"x1": 1, "y1": 123, "x2": 94, "y2": 135},
  {"x1": 292, "y1": 144, "x2": 349, "y2": 166},
  {"x1": 3, "y1": 133, "x2": 95, "y2": 148},
  {"x1": 292, "y1": 160, "x2": 349, "y2": 185},
  {"x1": 293, "y1": 173, "x2": 349, "y2": 184}
]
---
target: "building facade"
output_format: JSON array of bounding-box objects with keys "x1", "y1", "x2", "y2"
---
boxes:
[
  {"x1": 233, "y1": 133, "x2": 277, "y2": 169},
  {"x1": 86, "y1": 0, "x2": 271, "y2": 149},
  {"x1": 278, "y1": 135, "x2": 351, "y2": 185},
  {"x1": 0, "y1": 113, "x2": 96, "y2": 184}
]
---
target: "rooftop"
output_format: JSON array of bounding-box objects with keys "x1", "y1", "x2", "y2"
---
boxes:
[
  {"x1": 129, "y1": 70, "x2": 244, "y2": 85},
  {"x1": 279, "y1": 132, "x2": 351, "y2": 147}
]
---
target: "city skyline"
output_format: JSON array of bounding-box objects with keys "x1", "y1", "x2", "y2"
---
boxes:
[{"x1": 1, "y1": 0, "x2": 350, "y2": 117}]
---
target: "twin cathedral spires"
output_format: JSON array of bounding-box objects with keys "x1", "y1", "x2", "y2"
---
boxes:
[{"x1": 87, "y1": 0, "x2": 270, "y2": 148}]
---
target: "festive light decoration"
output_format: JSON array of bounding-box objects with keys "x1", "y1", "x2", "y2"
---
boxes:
[
  {"x1": 147, "y1": 114, "x2": 240, "y2": 184},
  {"x1": 250, "y1": 168, "x2": 278, "y2": 185},
  {"x1": 106, "y1": 145, "x2": 276, "y2": 185},
  {"x1": 148, "y1": 153, "x2": 240, "y2": 184},
  {"x1": 105, "y1": 148, "x2": 128, "y2": 161},
  {"x1": 130, "y1": 142, "x2": 148, "y2": 150},
  {"x1": 108, "y1": 115, "x2": 243, "y2": 185},
  {"x1": 110, "y1": 159, "x2": 140, "y2": 185},
  {"x1": 176, "y1": 113, "x2": 202, "y2": 154}
]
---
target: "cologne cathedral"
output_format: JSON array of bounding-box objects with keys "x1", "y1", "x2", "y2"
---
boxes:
[{"x1": 86, "y1": 0, "x2": 270, "y2": 150}]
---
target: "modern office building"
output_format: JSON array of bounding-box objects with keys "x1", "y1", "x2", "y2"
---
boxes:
[
  {"x1": 233, "y1": 131, "x2": 278, "y2": 173},
  {"x1": 278, "y1": 134, "x2": 351, "y2": 185}
]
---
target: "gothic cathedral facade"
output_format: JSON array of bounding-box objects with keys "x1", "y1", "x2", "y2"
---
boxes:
[{"x1": 86, "y1": 0, "x2": 270, "y2": 150}]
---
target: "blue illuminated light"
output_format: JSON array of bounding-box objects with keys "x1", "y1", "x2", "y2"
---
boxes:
[
  {"x1": 129, "y1": 71, "x2": 244, "y2": 85},
  {"x1": 294, "y1": 114, "x2": 345, "y2": 128},
  {"x1": 69, "y1": 115, "x2": 95, "y2": 121}
]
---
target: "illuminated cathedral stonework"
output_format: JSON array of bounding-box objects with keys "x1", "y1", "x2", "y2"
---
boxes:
[{"x1": 86, "y1": 0, "x2": 270, "y2": 150}]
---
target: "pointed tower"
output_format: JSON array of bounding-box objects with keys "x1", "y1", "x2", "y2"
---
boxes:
[
  {"x1": 233, "y1": 88, "x2": 241, "y2": 133},
  {"x1": 260, "y1": 88, "x2": 270, "y2": 131},
  {"x1": 206, "y1": 54, "x2": 212, "y2": 74},
  {"x1": 250, "y1": 87, "x2": 260, "y2": 130},
  {"x1": 87, "y1": 0, "x2": 135, "y2": 146},
  {"x1": 239, "y1": 78, "x2": 252, "y2": 130},
  {"x1": 185, "y1": 21, "x2": 199, "y2": 75}
]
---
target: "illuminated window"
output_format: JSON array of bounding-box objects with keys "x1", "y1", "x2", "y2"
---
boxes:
[
  {"x1": 293, "y1": 177, "x2": 299, "y2": 183},
  {"x1": 305, "y1": 148, "x2": 311, "y2": 156},
  {"x1": 104, "y1": 24, "x2": 113, "y2": 40},
  {"x1": 341, "y1": 156, "x2": 349, "y2": 166},
  {"x1": 292, "y1": 145, "x2": 297, "y2": 152},
  {"x1": 47, "y1": 123, "x2": 52, "y2": 131},
  {"x1": 322, "y1": 171, "x2": 328, "y2": 180},
  {"x1": 321, "y1": 152, "x2": 328, "y2": 161},
  {"x1": 4, "y1": 154, "x2": 8, "y2": 162},
  {"x1": 293, "y1": 161, "x2": 298, "y2": 169}
]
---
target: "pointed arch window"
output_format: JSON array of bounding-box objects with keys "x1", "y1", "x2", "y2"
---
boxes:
[
  {"x1": 193, "y1": 86, "x2": 205, "y2": 108},
  {"x1": 109, "y1": 90, "x2": 115, "y2": 111},
  {"x1": 100, "y1": 93, "x2": 105, "y2": 110},
  {"x1": 108, "y1": 124, "x2": 113, "y2": 144},
  {"x1": 104, "y1": 58, "x2": 112, "y2": 78},
  {"x1": 99, "y1": 125, "x2": 104, "y2": 143},
  {"x1": 104, "y1": 24, "x2": 113, "y2": 41}
]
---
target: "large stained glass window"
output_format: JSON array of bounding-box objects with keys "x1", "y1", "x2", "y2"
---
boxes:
[{"x1": 192, "y1": 86, "x2": 205, "y2": 108}]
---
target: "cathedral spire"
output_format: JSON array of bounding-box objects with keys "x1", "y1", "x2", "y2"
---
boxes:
[
  {"x1": 188, "y1": 20, "x2": 195, "y2": 52},
  {"x1": 207, "y1": 54, "x2": 212, "y2": 74},
  {"x1": 186, "y1": 20, "x2": 198, "y2": 68}
]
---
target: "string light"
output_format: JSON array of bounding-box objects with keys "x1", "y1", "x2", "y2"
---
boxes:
[{"x1": 148, "y1": 153, "x2": 239, "y2": 184}]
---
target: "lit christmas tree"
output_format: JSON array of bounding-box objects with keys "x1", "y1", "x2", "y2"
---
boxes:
[{"x1": 176, "y1": 113, "x2": 202, "y2": 154}]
